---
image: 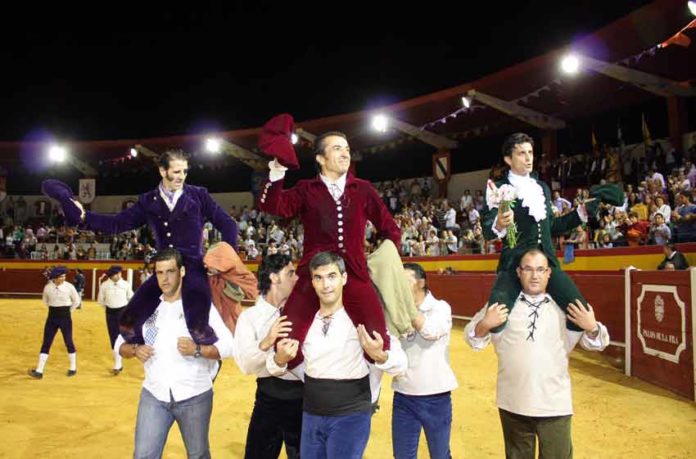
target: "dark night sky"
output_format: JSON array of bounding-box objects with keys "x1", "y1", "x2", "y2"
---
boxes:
[{"x1": 0, "y1": 0, "x2": 652, "y2": 142}]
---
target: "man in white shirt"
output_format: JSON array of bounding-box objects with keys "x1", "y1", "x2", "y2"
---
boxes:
[
  {"x1": 392, "y1": 263, "x2": 458, "y2": 459},
  {"x1": 460, "y1": 189, "x2": 473, "y2": 212},
  {"x1": 28, "y1": 265, "x2": 81, "y2": 379},
  {"x1": 234, "y1": 254, "x2": 302, "y2": 459},
  {"x1": 268, "y1": 251, "x2": 407, "y2": 459},
  {"x1": 465, "y1": 249, "x2": 609, "y2": 459},
  {"x1": 97, "y1": 265, "x2": 134, "y2": 374},
  {"x1": 443, "y1": 201, "x2": 457, "y2": 229},
  {"x1": 116, "y1": 248, "x2": 234, "y2": 459}
]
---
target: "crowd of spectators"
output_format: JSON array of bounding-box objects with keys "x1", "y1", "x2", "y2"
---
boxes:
[{"x1": 3, "y1": 137, "x2": 695, "y2": 263}]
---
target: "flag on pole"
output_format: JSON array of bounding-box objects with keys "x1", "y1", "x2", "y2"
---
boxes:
[
  {"x1": 641, "y1": 113, "x2": 652, "y2": 145},
  {"x1": 591, "y1": 127, "x2": 598, "y2": 152}
]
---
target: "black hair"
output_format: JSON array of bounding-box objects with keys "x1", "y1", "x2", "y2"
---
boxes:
[
  {"x1": 501, "y1": 132, "x2": 534, "y2": 158},
  {"x1": 313, "y1": 131, "x2": 348, "y2": 174},
  {"x1": 151, "y1": 247, "x2": 183, "y2": 268},
  {"x1": 403, "y1": 262, "x2": 429, "y2": 292},
  {"x1": 257, "y1": 253, "x2": 293, "y2": 295},
  {"x1": 158, "y1": 149, "x2": 190, "y2": 170}
]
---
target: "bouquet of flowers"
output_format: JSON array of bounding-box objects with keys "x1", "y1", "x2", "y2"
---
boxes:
[{"x1": 486, "y1": 180, "x2": 519, "y2": 248}]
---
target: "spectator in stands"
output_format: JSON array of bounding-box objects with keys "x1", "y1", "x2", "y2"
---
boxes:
[
  {"x1": 468, "y1": 205, "x2": 480, "y2": 227},
  {"x1": 598, "y1": 233, "x2": 613, "y2": 248},
  {"x1": 623, "y1": 212, "x2": 650, "y2": 247},
  {"x1": 552, "y1": 191, "x2": 572, "y2": 215},
  {"x1": 444, "y1": 230, "x2": 458, "y2": 255},
  {"x1": 649, "y1": 213, "x2": 671, "y2": 245},
  {"x1": 442, "y1": 201, "x2": 457, "y2": 230},
  {"x1": 654, "y1": 195, "x2": 671, "y2": 223},
  {"x1": 672, "y1": 191, "x2": 696, "y2": 242},
  {"x1": 647, "y1": 167, "x2": 666, "y2": 192},
  {"x1": 657, "y1": 243, "x2": 689, "y2": 270},
  {"x1": 460, "y1": 189, "x2": 473, "y2": 213},
  {"x1": 474, "y1": 190, "x2": 485, "y2": 211},
  {"x1": 426, "y1": 230, "x2": 440, "y2": 256},
  {"x1": 564, "y1": 225, "x2": 588, "y2": 250}
]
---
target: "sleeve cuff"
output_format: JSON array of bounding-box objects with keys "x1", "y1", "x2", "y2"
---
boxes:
[
  {"x1": 265, "y1": 351, "x2": 288, "y2": 376},
  {"x1": 491, "y1": 216, "x2": 507, "y2": 239},
  {"x1": 268, "y1": 160, "x2": 287, "y2": 182},
  {"x1": 581, "y1": 322, "x2": 610, "y2": 350},
  {"x1": 466, "y1": 323, "x2": 491, "y2": 350}
]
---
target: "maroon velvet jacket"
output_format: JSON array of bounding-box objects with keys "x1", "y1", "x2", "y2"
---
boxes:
[{"x1": 258, "y1": 174, "x2": 400, "y2": 279}]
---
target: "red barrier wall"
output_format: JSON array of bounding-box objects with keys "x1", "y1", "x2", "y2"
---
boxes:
[
  {"x1": 629, "y1": 270, "x2": 694, "y2": 400},
  {"x1": 428, "y1": 272, "x2": 625, "y2": 342}
]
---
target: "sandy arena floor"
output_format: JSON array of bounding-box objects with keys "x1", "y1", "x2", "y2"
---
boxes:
[{"x1": 1, "y1": 298, "x2": 695, "y2": 458}]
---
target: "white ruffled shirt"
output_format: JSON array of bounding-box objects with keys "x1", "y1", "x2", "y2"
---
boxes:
[
  {"x1": 490, "y1": 172, "x2": 547, "y2": 238},
  {"x1": 507, "y1": 172, "x2": 548, "y2": 222},
  {"x1": 491, "y1": 171, "x2": 587, "y2": 238}
]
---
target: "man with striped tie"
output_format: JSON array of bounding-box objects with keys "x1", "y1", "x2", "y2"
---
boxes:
[{"x1": 116, "y1": 248, "x2": 234, "y2": 459}]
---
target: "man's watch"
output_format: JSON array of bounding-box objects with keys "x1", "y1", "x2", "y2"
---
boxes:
[{"x1": 193, "y1": 344, "x2": 202, "y2": 358}]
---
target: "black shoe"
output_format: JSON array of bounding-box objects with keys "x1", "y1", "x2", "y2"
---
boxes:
[
  {"x1": 28, "y1": 369, "x2": 43, "y2": 379},
  {"x1": 112, "y1": 367, "x2": 123, "y2": 376},
  {"x1": 66, "y1": 370, "x2": 77, "y2": 377}
]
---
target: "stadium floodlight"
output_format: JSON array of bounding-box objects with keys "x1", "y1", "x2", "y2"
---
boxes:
[
  {"x1": 461, "y1": 96, "x2": 471, "y2": 108},
  {"x1": 372, "y1": 114, "x2": 389, "y2": 133},
  {"x1": 48, "y1": 145, "x2": 67, "y2": 162},
  {"x1": 689, "y1": 1, "x2": 696, "y2": 17},
  {"x1": 205, "y1": 137, "x2": 222, "y2": 154},
  {"x1": 291, "y1": 133, "x2": 299, "y2": 145},
  {"x1": 560, "y1": 54, "x2": 581, "y2": 75},
  {"x1": 129, "y1": 148, "x2": 138, "y2": 158}
]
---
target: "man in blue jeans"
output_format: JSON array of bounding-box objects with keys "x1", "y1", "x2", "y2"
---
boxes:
[
  {"x1": 116, "y1": 248, "x2": 234, "y2": 459},
  {"x1": 391, "y1": 263, "x2": 458, "y2": 459},
  {"x1": 267, "y1": 251, "x2": 407, "y2": 459}
]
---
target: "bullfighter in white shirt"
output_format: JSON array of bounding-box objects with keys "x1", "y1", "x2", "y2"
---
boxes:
[
  {"x1": 97, "y1": 264, "x2": 134, "y2": 374},
  {"x1": 28, "y1": 265, "x2": 81, "y2": 379}
]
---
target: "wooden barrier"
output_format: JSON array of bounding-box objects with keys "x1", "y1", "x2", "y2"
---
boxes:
[
  {"x1": 627, "y1": 270, "x2": 695, "y2": 400},
  {"x1": 428, "y1": 272, "x2": 625, "y2": 343}
]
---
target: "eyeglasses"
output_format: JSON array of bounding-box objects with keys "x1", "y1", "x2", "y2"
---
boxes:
[{"x1": 520, "y1": 267, "x2": 549, "y2": 275}]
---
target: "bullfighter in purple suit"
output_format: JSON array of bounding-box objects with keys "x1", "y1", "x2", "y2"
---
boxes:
[
  {"x1": 257, "y1": 115, "x2": 400, "y2": 366},
  {"x1": 42, "y1": 149, "x2": 238, "y2": 345}
]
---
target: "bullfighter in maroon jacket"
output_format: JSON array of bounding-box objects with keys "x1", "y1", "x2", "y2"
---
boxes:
[{"x1": 257, "y1": 114, "x2": 400, "y2": 366}]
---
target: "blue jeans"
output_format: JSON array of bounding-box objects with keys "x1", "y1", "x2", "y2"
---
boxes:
[
  {"x1": 392, "y1": 391, "x2": 452, "y2": 459},
  {"x1": 301, "y1": 411, "x2": 371, "y2": 459},
  {"x1": 133, "y1": 388, "x2": 213, "y2": 459}
]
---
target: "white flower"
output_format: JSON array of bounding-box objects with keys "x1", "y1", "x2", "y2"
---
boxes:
[{"x1": 486, "y1": 180, "x2": 517, "y2": 208}]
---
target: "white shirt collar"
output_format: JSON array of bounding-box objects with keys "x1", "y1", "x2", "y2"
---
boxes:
[
  {"x1": 319, "y1": 173, "x2": 347, "y2": 193},
  {"x1": 507, "y1": 170, "x2": 533, "y2": 186},
  {"x1": 519, "y1": 292, "x2": 552, "y2": 304}
]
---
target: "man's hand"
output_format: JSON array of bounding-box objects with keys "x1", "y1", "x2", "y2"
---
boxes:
[
  {"x1": 475, "y1": 303, "x2": 509, "y2": 337},
  {"x1": 273, "y1": 338, "x2": 299, "y2": 366},
  {"x1": 260, "y1": 315, "x2": 293, "y2": 352},
  {"x1": 567, "y1": 300, "x2": 599, "y2": 336},
  {"x1": 177, "y1": 337, "x2": 197, "y2": 356},
  {"x1": 357, "y1": 324, "x2": 388, "y2": 364},
  {"x1": 495, "y1": 209, "x2": 514, "y2": 231},
  {"x1": 133, "y1": 344, "x2": 155, "y2": 363}
]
